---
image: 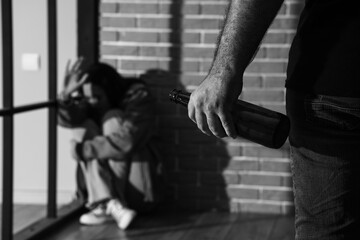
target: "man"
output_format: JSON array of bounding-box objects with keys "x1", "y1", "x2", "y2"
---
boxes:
[{"x1": 188, "y1": 0, "x2": 360, "y2": 239}]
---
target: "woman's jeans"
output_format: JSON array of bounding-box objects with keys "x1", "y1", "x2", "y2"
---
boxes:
[
  {"x1": 72, "y1": 110, "x2": 128, "y2": 208},
  {"x1": 286, "y1": 89, "x2": 360, "y2": 240}
]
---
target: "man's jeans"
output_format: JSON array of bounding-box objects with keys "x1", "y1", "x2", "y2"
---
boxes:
[{"x1": 286, "y1": 89, "x2": 360, "y2": 240}]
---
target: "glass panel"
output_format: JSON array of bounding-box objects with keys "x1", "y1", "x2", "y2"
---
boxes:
[
  {"x1": 13, "y1": 109, "x2": 47, "y2": 233},
  {"x1": 13, "y1": 0, "x2": 48, "y2": 107},
  {"x1": 57, "y1": 0, "x2": 78, "y2": 213},
  {"x1": 57, "y1": 125, "x2": 78, "y2": 210}
]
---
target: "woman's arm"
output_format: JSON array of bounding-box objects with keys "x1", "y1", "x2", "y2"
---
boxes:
[{"x1": 75, "y1": 84, "x2": 156, "y2": 161}]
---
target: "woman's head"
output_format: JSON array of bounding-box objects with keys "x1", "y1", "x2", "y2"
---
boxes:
[{"x1": 80, "y1": 63, "x2": 131, "y2": 108}]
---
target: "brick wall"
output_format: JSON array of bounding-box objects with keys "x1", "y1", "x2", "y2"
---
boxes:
[{"x1": 99, "y1": 0, "x2": 304, "y2": 214}]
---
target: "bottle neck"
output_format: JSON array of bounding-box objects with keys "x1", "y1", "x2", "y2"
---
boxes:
[{"x1": 169, "y1": 89, "x2": 190, "y2": 106}]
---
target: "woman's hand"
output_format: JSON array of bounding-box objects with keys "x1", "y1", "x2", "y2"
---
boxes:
[{"x1": 61, "y1": 57, "x2": 88, "y2": 99}]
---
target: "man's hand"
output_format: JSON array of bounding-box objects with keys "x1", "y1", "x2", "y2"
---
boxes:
[{"x1": 188, "y1": 72, "x2": 242, "y2": 139}]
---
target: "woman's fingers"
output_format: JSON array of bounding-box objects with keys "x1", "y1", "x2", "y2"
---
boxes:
[
  {"x1": 77, "y1": 73, "x2": 88, "y2": 87},
  {"x1": 70, "y1": 57, "x2": 84, "y2": 73}
]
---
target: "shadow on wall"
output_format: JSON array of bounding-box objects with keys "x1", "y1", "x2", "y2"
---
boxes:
[{"x1": 139, "y1": 0, "x2": 233, "y2": 212}]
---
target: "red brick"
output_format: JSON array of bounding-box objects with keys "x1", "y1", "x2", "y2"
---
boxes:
[
  {"x1": 260, "y1": 160, "x2": 291, "y2": 172},
  {"x1": 118, "y1": 3, "x2": 157, "y2": 14},
  {"x1": 242, "y1": 75, "x2": 263, "y2": 88},
  {"x1": 179, "y1": 74, "x2": 206, "y2": 86},
  {"x1": 241, "y1": 89, "x2": 285, "y2": 102},
  {"x1": 238, "y1": 201, "x2": 282, "y2": 214},
  {"x1": 223, "y1": 172, "x2": 240, "y2": 185},
  {"x1": 227, "y1": 186, "x2": 259, "y2": 200},
  {"x1": 261, "y1": 188, "x2": 293, "y2": 201},
  {"x1": 121, "y1": 59, "x2": 158, "y2": 71},
  {"x1": 183, "y1": 18, "x2": 221, "y2": 30},
  {"x1": 265, "y1": 46, "x2": 291, "y2": 59},
  {"x1": 100, "y1": 45, "x2": 139, "y2": 56},
  {"x1": 262, "y1": 32, "x2": 289, "y2": 44},
  {"x1": 270, "y1": 17, "x2": 299, "y2": 30},
  {"x1": 263, "y1": 75, "x2": 286, "y2": 88},
  {"x1": 158, "y1": 3, "x2": 200, "y2": 15},
  {"x1": 203, "y1": 32, "x2": 220, "y2": 44},
  {"x1": 201, "y1": 4, "x2": 227, "y2": 15},
  {"x1": 282, "y1": 175, "x2": 293, "y2": 187},
  {"x1": 246, "y1": 60, "x2": 287, "y2": 74},
  {"x1": 118, "y1": 31, "x2": 158, "y2": 42},
  {"x1": 159, "y1": 32, "x2": 201, "y2": 44},
  {"x1": 183, "y1": 46, "x2": 216, "y2": 58},
  {"x1": 100, "y1": 31, "x2": 118, "y2": 41},
  {"x1": 242, "y1": 145, "x2": 290, "y2": 158},
  {"x1": 100, "y1": 17, "x2": 136, "y2": 28},
  {"x1": 100, "y1": 3, "x2": 117, "y2": 13},
  {"x1": 287, "y1": 2, "x2": 305, "y2": 16},
  {"x1": 139, "y1": 46, "x2": 170, "y2": 57},
  {"x1": 138, "y1": 17, "x2": 170, "y2": 28},
  {"x1": 224, "y1": 159, "x2": 259, "y2": 171},
  {"x1": 240, "y1": 173, "x2": 283, "y2": 187}
]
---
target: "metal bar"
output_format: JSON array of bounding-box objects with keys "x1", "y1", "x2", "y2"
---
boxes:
[
  {"x1": 0, "y1": 101, "x2": 57, "y2": 116},
  {"x1": 1, "y1": 0, "x2": 14, "y2": 239},
  {"x1": 47, "y1": 0, "x2": 58, "y2": 219}
]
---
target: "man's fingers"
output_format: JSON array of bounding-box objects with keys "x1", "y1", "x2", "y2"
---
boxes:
[
  {"x1": 219, "y1": 111, "x2": 237, "y2": 139},
  {"x1": 195, "y1": 111, "x2": 212, "y2": 136},
  {"x1": 207, "y1": 113, "x2": 227, "y2": 138}
]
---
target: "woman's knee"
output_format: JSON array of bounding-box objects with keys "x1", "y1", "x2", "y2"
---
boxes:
[
  {"x1": 102, "y1": 109, "x2": 124, "y2": 135},
  {"x1": 72, "y1": 119, "x2": 100, "y2": 142}
]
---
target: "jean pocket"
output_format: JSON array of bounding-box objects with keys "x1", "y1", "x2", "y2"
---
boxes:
[{"x1": 304, "y1": 94, "x2": 360, "y2": 131}]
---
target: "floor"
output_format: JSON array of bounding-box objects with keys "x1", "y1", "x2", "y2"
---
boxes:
[
  {"x1": 40, "y1": 211, "x2": 295, "y2": 240},
  {"x1": 0, "y1": 204, "x2": 46, "y2": 234}
]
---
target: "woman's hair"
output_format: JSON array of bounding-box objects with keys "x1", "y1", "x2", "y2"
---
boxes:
[{"x1": 82, "y1": 63, "x2": 141, "y2": 107}]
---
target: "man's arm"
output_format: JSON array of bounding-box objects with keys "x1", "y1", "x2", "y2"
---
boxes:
[{"x1": 188, "y1": 0, "x2": 284, "y2": 138}]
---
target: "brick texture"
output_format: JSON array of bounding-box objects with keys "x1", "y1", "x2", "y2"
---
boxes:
[{"x1": 99, "y1": 0, "x2": 304, "y2": 215}]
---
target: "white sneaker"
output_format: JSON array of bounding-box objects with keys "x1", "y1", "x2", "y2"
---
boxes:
[
  {"x1": 106, "y1": 199, "x2": 137, "y2": 230},
  {"x1": 79, "y1": 204, "x2": 113, "y2": 225}
]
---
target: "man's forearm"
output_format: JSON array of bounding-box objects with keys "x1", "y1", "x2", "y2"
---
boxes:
[{"x1": 211, "y1": 0, "x2": 284, "y2": 79}]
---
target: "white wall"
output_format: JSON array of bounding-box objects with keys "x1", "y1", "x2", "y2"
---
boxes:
[{"x1": 0, "y1": 0, "x2": 78, "y2": 204}]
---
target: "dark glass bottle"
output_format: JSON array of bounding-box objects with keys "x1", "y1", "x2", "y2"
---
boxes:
[{"x1": 169, "y1": 89, "x2": 290, "y2": 149}]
